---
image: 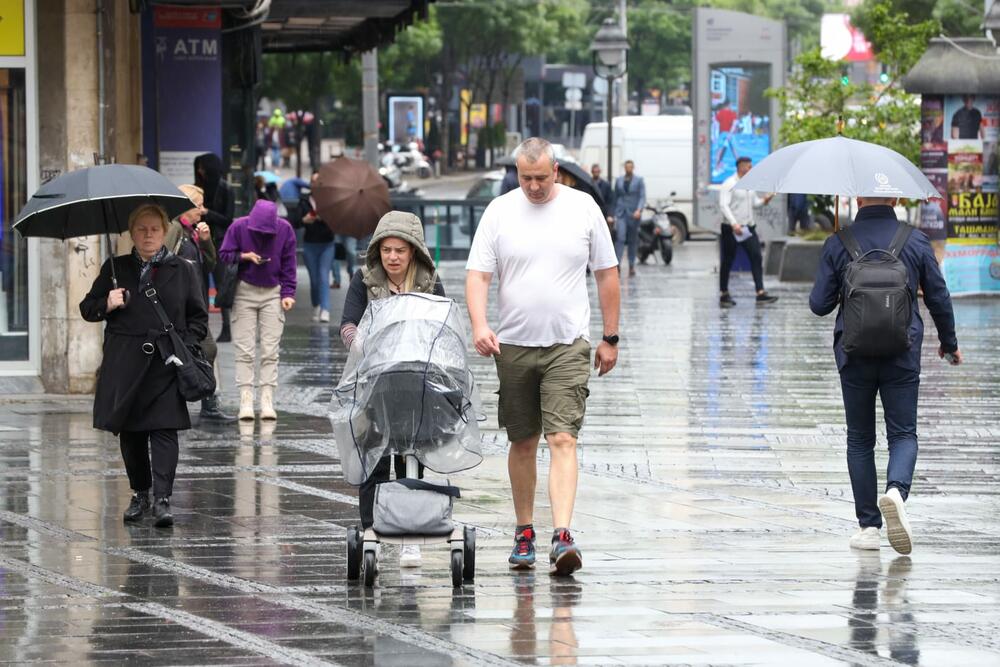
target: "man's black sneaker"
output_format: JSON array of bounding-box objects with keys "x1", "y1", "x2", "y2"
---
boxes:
[
  {"x1": 153, "y1": 497, "x2": 174, "y2": 528},
  {"x1": 549, "y1": 529, "x2": 582, "y2": 576},
  {"x1": 756, "y1": 293, "x2": 779, "y2": 305},
  {"x1": 123, "y1": 493, "x2": 150, "y2": 523},
  {"x1": 508, "y1": 527, "x2": 536, "y2": 570},
  {"x1": 719, "y1": 294, "x2": 736, "y2": 308}
]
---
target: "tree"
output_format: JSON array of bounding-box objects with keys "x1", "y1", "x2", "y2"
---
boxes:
[{"x1": 771, "y1": 2, "x2": 939, "y2": 168}]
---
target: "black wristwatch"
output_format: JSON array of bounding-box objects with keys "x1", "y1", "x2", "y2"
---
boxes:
[{"x1": 602, "y1": 333, "x2": 620, "y2": 347}]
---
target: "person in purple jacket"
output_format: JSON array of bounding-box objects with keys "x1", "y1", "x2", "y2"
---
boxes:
[{"x1": 218, "y1": 200, "x2": 297, "y2": 421}]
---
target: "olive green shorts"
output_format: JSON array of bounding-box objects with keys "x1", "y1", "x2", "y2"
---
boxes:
[{"x1": 494, "y1": 337, "x2": 592, "y2": 442}]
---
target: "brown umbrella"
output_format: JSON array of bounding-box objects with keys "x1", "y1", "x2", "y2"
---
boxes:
[{"x1": 313, "y1": 157, "x2": 390, "y2": 237}]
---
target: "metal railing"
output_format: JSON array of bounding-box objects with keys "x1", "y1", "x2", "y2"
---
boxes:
[{"x1": 389, "y1": 196, "x2": 493, "y2": 262}]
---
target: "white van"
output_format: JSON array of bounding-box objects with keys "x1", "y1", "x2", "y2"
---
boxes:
[{"x1": 579, "y1": 115, "x2": 696, "y2": 237}]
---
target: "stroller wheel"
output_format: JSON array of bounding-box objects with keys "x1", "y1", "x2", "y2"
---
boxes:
[
  {"x1": 346, "y1": 526, "x2": 362, "y2": 581},
  {"x1": 462, "y1": 526, "x2": 476, "y2": 581},
  {"x1": 363, "y1": 550, "x2": 377, "y2": 588},
  {"x1": 450, "y1": 549, "x2": 463, "y2": 588}
]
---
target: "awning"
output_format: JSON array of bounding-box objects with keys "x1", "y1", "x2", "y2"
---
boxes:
[{"x1": 261, "y1": 0, "x2": 432, "y2": 54}]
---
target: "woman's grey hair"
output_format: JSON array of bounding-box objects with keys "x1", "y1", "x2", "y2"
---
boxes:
[{"x1": 513, "y1": 137, "x2": 555, "y2": 166}]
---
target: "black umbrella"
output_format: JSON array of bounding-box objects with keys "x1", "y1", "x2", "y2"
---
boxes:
[
  {"x1": 557, "y1": 161, "x2": 605, "y2": 209},
  {"x1": 14, "y1": 164, "x2": 194, "y2": 289}
]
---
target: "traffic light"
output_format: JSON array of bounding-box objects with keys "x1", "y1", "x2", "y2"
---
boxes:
[
  {"x1": 840, "y1": 66, "x2": 850, "y2": 86},
  {"x1": 879, "y1": 64, "x2": 890, "y2": 84}
]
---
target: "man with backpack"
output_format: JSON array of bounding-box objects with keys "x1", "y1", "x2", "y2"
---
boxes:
[{"x1": 810, "y1": 197, "x2": 961, "y2": 555}]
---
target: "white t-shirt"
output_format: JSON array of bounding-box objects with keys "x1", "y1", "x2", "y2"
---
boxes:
[{"x1": 466, "y1": 185, "x2": 618, "y2": 347}]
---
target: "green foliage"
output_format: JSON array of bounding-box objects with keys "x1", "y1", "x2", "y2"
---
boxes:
[{"x1": 851, "y1": 0, "x2": 940, "y2": 73}]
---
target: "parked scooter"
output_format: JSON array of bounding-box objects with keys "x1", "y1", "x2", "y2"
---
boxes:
[{"x1": 637, "y1": 204, "x2": 675, "y2": 265}]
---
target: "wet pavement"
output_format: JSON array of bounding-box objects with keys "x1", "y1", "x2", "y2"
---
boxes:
[{"x1": 2, "y1": 242, "x2": 999, "y2": 665}]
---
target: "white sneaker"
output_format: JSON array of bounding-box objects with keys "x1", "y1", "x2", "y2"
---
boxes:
[
  {"x1": 399, "y1": 544, "x2": 422, "y2": 567},
  {"x1": 312, "y1": 305, "x2": 321, "y2": 322},
  {"x1": 878, "y1": 487, "x2": 913, "y2": 555},
  {"x1": 238, "y1": 389, "x2": 254, "y2": 421},
  {"x1": 850, "y1": 526, "x2": 881, "y2": 550},
  {"x1": 319, "y1": 309, "x2": 330, "y2": 323},
  {"x1": 259, "y1": 386, "x2": 277, "y2": 421}
]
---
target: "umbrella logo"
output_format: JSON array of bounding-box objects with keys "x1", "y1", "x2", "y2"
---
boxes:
[
  {"x1": 875, "y1": 173, "x2": 890, "y2": 186},
  {"x1": 873, "y1": 172, "x2": 902, "y2": 196}
]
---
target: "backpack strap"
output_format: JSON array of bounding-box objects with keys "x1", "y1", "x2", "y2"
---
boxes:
[
  {"x1": 887, "y1": 222, "x2": 914, "y2": 258},
  {"x1": 389, "y1": 478, "x2": 461, "y2": 498},
  {"x1": 836, "y1": 227, "x2": 863, "y2": 260}
]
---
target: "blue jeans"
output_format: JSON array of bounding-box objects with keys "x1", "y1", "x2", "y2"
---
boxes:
[
  {"x1": 839, "y1": 361, "x2": 920, "y2": 529},
  {"x1": 614, "y1": 216, "x2": 640, "y2": 267},
  {"x1": 270, "y1": 146, "x2": 282, "y2": 169},
  {"x1": 302, "y1": 241, "x2": 335, "y2": 311},
  {"x1": 331, "y1": 235, "x2": 357, "y2": 285}
]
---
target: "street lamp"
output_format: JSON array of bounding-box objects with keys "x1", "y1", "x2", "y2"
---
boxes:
[{"x1": 590, "y1": 17, "x2": 629, "y2": 188}]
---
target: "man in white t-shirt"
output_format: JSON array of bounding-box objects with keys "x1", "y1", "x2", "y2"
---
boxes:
[{"x1": 466, "y1": 137, "x2": 620, "y2": 576}]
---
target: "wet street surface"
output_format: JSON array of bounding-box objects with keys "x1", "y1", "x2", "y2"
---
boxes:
[{"x1": 2, "y1": 242, "x2": 999, "y2": 665}]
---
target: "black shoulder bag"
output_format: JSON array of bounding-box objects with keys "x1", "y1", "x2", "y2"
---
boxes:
[
  {"x1": 214, "y1": 260, "x2": 240, "y2": 310},
  {"x1": 144, "y1": 286, "x2": 217, "y2": 402}
]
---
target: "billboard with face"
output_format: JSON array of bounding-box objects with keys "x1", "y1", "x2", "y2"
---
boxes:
[{"x1": 709, "y1": 64, "x2": 771, "y2": 184}]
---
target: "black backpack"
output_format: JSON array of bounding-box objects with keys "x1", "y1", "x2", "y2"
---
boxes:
[{"x1": 837, "y1": 222, "x2": 914, "y2": 357}]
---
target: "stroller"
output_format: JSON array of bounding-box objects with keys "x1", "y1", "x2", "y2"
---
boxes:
[{"x1": 329, "y1": 293, "x2": 484, "y2": 588}]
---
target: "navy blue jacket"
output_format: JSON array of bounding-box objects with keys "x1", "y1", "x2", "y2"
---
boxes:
[
  {"x1": 809, "y1": 205, "x2": 958, "y2": 372},
  {"x1": 614, "y1": 174, "x2": 646, "y2": 220}
]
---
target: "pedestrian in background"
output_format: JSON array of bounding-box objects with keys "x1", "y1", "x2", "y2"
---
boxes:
[
  {"x1": 331, "y1": 234, "x2": 357, "y2": 290},
  {"x1": 340, "y1": 211, "x2": 441, "y2": 567},
  {"x1": 219, "y1": 200, "x2": 297, "y2": 421},
  {"x1": 255, "y1": 119, "x2": 268, "y2": 172},
  {"x1": 297, "y1": 172, "x2": 336, "y2": 322},
  {"x1": 718, "y1": 156, "x2": 778, "y2": 307},
  {"x1": 268, "y1": 109, "x2": 286, "y2": 169},
  {"x1": 590, "y1": 163, "x2": 616, "y2": 237},
  {"x1": 194, "y1": 153, "x2": 235, "y2": 342},
  {"x1": 810, "y1": 196, "x2": 960, "y2": 555},
  {"x1": 613, "y1": 159, "x2": 646, "y2": 277},
  {"x1": 787, "y1": 193, "x2": 812, "y2": 235},
  {"x1": 466, "y1": 138, "x2": 620, "y2": 577},
  {"x1": 166, "y1": 184, "x2": 235, "y2": 423},
  {"x1": 80, "y1": 204, "x2": 208, "y2": 528}
]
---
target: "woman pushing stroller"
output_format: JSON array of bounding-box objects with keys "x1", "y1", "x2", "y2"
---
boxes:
[{"x1": 340, "y1": 210, "x2": 444, "y2": 567}]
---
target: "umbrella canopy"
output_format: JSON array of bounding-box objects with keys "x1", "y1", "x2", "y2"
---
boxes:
[
  {"x1": 556, "y1": 160, "x2": 603, "y2": 205},
  {"x1": 255, "y1": 170, "x2": 281, "y2": 184},
  {"x1": 313, "y1": 157, "x2": 390, "y2": 238},
  {"x1": 278, "y1": 177, "x2": 309, "y2": 201},
  {"x1": 14, "y1": 164, "x2": 193, "y2": 240},
  {"x1": 732, "y1": 136, "x2": 940, "y2": 200}
]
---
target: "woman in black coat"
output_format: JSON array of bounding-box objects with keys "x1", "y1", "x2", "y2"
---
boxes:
[{"x1": 80, "y1": 204, "x2": 208, "y2": 528}]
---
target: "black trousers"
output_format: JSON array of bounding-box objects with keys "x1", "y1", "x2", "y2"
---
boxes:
[
  {"x1": 120, "y1": 430, "x2": 179, "y2": 499},
  {"x1": 211, "y1": 260, "x2": 231, "y2": 332},
  {"x1": 720, "y1": 225, "x2": 765, "y2": 293},
  {"x1": 359, "y1": 456, "x2": 425, "y2": 529}
]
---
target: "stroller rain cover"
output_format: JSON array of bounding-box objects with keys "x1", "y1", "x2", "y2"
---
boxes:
[{"x1": 329, "y1": 293, "x2": 484, "y2": 485}]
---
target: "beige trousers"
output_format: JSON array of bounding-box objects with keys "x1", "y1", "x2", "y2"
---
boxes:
[{"x1": 231, "y1": 281, "x2": 285, "y2": 390}]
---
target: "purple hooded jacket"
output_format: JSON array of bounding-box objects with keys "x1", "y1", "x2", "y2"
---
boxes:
[{"x1": 219, "y1": 200, "x2": 298, "y2": 299}]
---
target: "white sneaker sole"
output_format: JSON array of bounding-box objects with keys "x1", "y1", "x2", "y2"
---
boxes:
[{"x1": 878, "y1": 494, "x2": 912, "y2": 555}]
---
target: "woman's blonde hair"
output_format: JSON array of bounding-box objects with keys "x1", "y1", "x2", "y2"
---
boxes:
[
  {"x1": 178, "y1": 184, "x2": 204, "y2": 208},
  {"x1": 127, "y1": 204, "x2": 170, "y2": 234}
]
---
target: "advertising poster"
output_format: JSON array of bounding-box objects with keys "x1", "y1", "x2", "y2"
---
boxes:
[
  {"x1": 152, "y1": 6, "x2": 222, "y2": 167},
  {"x1": 919, "y1": 171, "x2": 948, "y2": 241},
  {"x1": 709, "y1": 64, "x2": 771, "y2": 183},
  {"x1": 387, "y1": 95, "x2": 424, "y2": 146},
  {"x1": 941, "y1": 95, "x2": 1000, "y2": 294}
]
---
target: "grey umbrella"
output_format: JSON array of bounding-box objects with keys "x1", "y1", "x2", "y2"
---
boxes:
[
  {"x1": 14, "y1": 164, "x2": 194, "y2": 288},
  {"x1": 732, "y1": 135, "x2": 940, "y2": 229}
]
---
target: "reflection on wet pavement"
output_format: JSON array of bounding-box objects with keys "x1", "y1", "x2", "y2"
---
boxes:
[{"x1": 1, "y1": 245, "x2": 999, "y2": 665}]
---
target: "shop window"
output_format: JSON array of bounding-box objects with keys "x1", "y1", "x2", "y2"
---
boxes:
[{"x1": 0, "y1": 69, "x2": 28, "y2": 361}]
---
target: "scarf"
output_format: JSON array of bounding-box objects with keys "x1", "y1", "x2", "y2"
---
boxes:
[{"x1": 133, "y1": 246, "x2": 168, "y2": 283}]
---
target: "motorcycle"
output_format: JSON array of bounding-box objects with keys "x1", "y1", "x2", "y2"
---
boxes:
[{"x1": 637, "y1": 204, "x2": 675, "y2": 265}]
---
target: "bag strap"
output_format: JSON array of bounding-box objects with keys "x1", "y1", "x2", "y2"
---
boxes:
[
  {"x1": 836, "y1": 227, "x2": 863, "y2": 260},
  {"x1": 143, "y1": 286, "x2": 176, "y2": 334},
  {"x1": 390, "y1": 478, "x2": 461, "y2": 498},
  {"x1": 887, "y1": 222, "x2": 914, "y2": 258}
]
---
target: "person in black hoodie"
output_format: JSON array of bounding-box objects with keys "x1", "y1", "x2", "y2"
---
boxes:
[{"x1": 194, "y1": 153, "x2": 235, "y2": 342}]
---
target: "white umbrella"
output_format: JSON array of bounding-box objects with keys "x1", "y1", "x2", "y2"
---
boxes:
[{"x1": 732, "y1": 135, "x2": 940, "y2": 229}]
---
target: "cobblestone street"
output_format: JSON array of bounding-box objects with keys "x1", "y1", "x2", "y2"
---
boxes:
[{"x1": 2, "y1": 243, "x2": 998, "y2": 665}]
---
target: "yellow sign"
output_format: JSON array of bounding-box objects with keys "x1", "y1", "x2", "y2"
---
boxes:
[{"x1": 0, "y1": 1, "x2": 25, "y2": 57}]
